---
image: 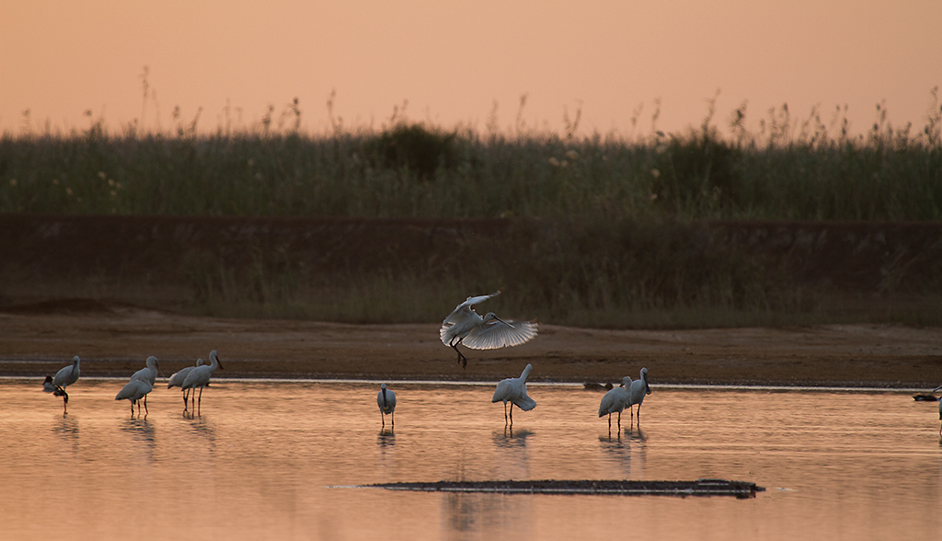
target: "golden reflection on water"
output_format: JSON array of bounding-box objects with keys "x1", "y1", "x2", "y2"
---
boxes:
[{"x1": 0, "y1": 379, "x2": 940, "y2": 540}]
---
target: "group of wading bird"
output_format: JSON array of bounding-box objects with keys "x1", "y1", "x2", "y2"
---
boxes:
[
  {"x1": 43, "y1": 350, "x2": 222, "y2": 415},
  {"x1": 41, "y1": 289, "x2": 942, "y2": 432}
]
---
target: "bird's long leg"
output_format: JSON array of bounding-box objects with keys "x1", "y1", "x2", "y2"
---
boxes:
[
  {"x1": 182, "y1": 390, "x2": 189, "y2": 411},
  {"x1": 391, "y1": 411, "x2": 394, "y2": 427},
  {"x1": 617, "y1": 411, "x2": 622, "y2": 431},
  {"x1": 449, "y1": 340, "x2": 468, "y2": 369},
  {"x1": 509, "y1": 403, "x2": 514, "y2": 427},
  {"x1": 62, "y1": 390, "x2": 69, "y2": 413},
  {"x1": 608, "y1": 414, "x2": 612, "y2": 431},
  {"x1": 503, "y1": 402, "x2": 508, "y2": 425},
  {"x1": 637, "y1": 403, "x2": 642, "y2": 425},
  {"x1": 630, "y1": 404, "x2": 635, "y2": 428},
  {"x1": 197, "y1": 386, "x2": 203, "y2": 414},
  {"x1": 143, "y1": 396, "x2": 148, "y2": 415},
  {"x1": 381, "y1": 411, "x2": 385, "y2": 427}
]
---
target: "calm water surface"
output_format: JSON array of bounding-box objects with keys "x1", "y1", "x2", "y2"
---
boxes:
[{"x1": 1, "y1": 379, "x2": 940, "y2": 540}]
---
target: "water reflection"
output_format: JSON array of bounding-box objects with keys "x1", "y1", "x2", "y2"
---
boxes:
[{"x1": 0, "y1": 381, "x2": 941, "y2": 540}]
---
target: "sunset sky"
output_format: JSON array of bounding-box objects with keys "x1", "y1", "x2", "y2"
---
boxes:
[{"x1": 2, "y1": 0, "x2": 940, "y2": 139}]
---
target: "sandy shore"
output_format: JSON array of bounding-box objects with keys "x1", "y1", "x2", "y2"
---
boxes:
[{"x1": 2, "y1": 303, "x2": 941, "y2": 388}]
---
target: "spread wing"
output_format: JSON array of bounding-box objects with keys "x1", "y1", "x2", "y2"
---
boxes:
[
  {"x1": 461, "y1": 319, "x2": 538, "y2": 350},
  {"x1": 440, "y1": 291, "x2": 502, "y2": 345}
]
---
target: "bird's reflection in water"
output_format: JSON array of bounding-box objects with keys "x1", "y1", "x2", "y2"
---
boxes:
[
  {"x1": 598, "y1": 427, "x2": 646, "y2": 477},
  {"x1": 377, "y1": 427, "x2": 395, "y2": 444},
  {"x1": 492, "y1": 427, "x2": 532, "y2": 448},
  {"x1": 121, "y1": 417, "x2": 157, "y2": 462},
  {"x1": 121, "y1": 417, "x2": 156, "y2": 444},
  {"x1": 53, "y1": 414, "x2": 80, "y2": 454}
]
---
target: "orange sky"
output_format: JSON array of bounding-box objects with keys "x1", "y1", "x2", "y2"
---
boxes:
[{"x1": 2, "y1": 0, "x2": 940, "y2": 138}]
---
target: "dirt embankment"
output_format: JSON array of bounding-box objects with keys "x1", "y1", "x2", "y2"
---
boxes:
[
  {"x1": 1, "y1": 300, "x2": 941, "y2": 387},
  {"x1": 1, "y1": 215, "x2": 941, "y2": 386}
]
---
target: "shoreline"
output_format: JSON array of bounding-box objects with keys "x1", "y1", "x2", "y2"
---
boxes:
[{"x1": 2, "y1": 304, "x2": 941, "y2": 388}]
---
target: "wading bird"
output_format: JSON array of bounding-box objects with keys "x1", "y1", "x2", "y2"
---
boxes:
[
  {"x1": 440, "y1": 290, "x2": 538, "y2": 368},
  {"x1": 168, "y1": 358, "x2": 205, "y2": 408},
  {"x1": 115, "y1": 378, "x2": 153, "y2": 416},
  {"x1": 492, "y1": 364, "x2": 537, "y2": 426},
  {"x1": 598, "y1": 376, "x2": 633, "y2": 431},
  {"x1": 377, "y1": 383, "x2": 397, "y2": 427},
  {"x1": 129, "y1": 356, "x2": 159, "y2": 410},
  {"x1": 182, "y1": 350, "x2": 223, "y2": 413},
  {"x1": 45, "y1": 356, "x2": 81, "y2": 413},
  {"x1": 629, "y1": 367, "x2": 652, "y2": 427}
]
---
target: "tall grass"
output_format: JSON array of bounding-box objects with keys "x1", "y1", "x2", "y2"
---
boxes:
[{"x1": 2, "y1": 92, "x2": 940, "y2": 221}]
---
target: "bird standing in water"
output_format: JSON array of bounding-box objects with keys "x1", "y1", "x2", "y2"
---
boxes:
[
  {"x1": 599, "y1": 376, "x2": 633, "y2": 432},
  {"x1": 492, "y1": 363, "x2": 537, "y2": 426},
  {"x1": 377, "y1": 383, "x2": 397, "y2": 427},
  {"x1": 45, "y1": 356, "x2": 81, "y2": 413}
]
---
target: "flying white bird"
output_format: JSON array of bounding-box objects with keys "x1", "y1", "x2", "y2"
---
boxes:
[
  {"x1": 115, "y1": 378, "x2": 154, "y2": 416},
  {"x1": 491, "y1": 363, "x2": 537, "y2": 426},
  {"x1": 377, "y1": 383, "x2": 397, "y2": 427},
  {"x1": 129, "y1": 356, "x2": 159, "y2": 410},
  {"x1": 45, "y1": 356, "x2": 81, "y2": 412},
  {"x1": 598, "y1": 376, "x2": 633, "y2": 431},
  {"x1": 182, "y1": 350, "x2": 223, "y2": 413},
  {"x1": 168, "y1": 358, "x2": 205, "y2": 407},
  {"x1": 440, "y1": 290, "x2": 538, "y2": 368},
  {"x1": 629, "y1": 367, "x2": 652, "y2": 427}
]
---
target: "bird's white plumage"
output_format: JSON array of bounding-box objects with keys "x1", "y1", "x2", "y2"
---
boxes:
[
  {"x1": 115, "y1": 379, "x2": 153, "y2": 403},
  {"x1": 492, "y1": 364, "x2": 537, "y2": 411},
  {"x1": 377, "y1": 383, "x2": 397, "y2": 414},
  {"x1": 53, "y1": 356, "x2": 81, "y2": 388},
  {"x1": 598, "y1": 376, "x2": 632, "y2": 418},
  {"x1": 130, "y1": 356, "x2": 159, "y2": 386},
  {"x1": 168, "y1": 358, "x2": 205, "y2": 389},
  {"x1": 628, "y1": 367, "x2": 651, "y2": 425},
  {"x1": 182, "y1": 350, "x2": 221, "y2": 392},
  {"x1": 440, "y1": 291, "x2": 538, "y2": 354}
]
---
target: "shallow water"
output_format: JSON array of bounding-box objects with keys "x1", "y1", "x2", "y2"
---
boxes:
[{"x1": 2, "y1": 379, "x2": 940, "y2": 540}]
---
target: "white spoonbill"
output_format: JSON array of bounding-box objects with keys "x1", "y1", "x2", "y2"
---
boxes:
[
  {"x1": 115, "y1": 378, "x2": 154, "y2": 416},
  {"x1": 935, "y1": 383, "x2": 942, "y2": 435},
  {"x1": 377, "y1": 383, "x2": 397, "y2": 427},
  {"x1": 168, "y1": 358, "x2": 205, "y2": 408},
  {"x1": 129, "y1": 356, "x2": 160, "y2": 410},
  {"x1": 440, "y1": 290, "x2": 538, "y2": 368},
  {"x1": 181, "y1": 350, "x2": 223, "y2": 413},
  {"x1": 45, "y1": 356, "x2": 81, "y2": 412},
  {"x1": 629, "y1": 367, "x2": 652, "y2": 427},
  {"x1": 598, "y1": 376, "x2": 633, "y2": 431},
  {"x1": 491, "y1": 363, "x2": 537, "y2": 426}
]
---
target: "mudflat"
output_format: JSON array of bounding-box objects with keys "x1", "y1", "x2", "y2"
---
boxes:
[{"x1": 2, "y1": 301, "x2": 940, "y2": 388}]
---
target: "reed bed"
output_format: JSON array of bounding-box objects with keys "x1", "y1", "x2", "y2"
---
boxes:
[{"x1": 2, "y1": 94, "x2": 941, "y2": 327}]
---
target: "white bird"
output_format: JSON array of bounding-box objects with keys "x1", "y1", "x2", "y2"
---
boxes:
[
  {"x1": 629, "y1": 367, "x2": 652, "y2": 427},
  {"x1": 598, "y1": 376, "x2": 633, "y2": 431},
  {"x1": 491, "y1": 363, "x2": 537, "y2": 426},
  {"x1": 129, "y1": 356, "x2": 159, "y2": 410},
  {"x1": 46, "y1": 356, "x2": 81, "y2": 412},
  {"x1": 115, "y1": 378, "x2": 154, "y2": 416},
  {"x1": 181, "y1": 350, "x2": 223, "y2": 413},
  {"x1": 377, "y1": 383, "x2": 397, "y2": 427},
  {"x1": 168, "y1": 358, "x2": 205, "y2": 408},
  {"x1": 440, "y1": 290, "x2": 538, "y2": 368}
]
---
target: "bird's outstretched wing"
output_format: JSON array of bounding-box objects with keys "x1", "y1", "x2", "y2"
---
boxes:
[
  {"x1": 461, "y1": 319, "x2": 538, "y2": 350},
  {"x1": 440, "y1": 291, "x2": 502, "y2": 345},
  {"x1": 442, "y1": 291, "x2": 502, "y2": 325}
]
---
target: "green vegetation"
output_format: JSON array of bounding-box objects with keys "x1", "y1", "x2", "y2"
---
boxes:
[
  {"x1": 2, "y1": 92, "x2": 940, "y2": 221},
  {"x1": 2, "y1": 92, "x2": 941, "y2": 328}
]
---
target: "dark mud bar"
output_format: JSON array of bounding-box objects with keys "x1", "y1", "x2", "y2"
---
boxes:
[{"x1": 363, "y1": 479, "x2": 765, "y2": 498}]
